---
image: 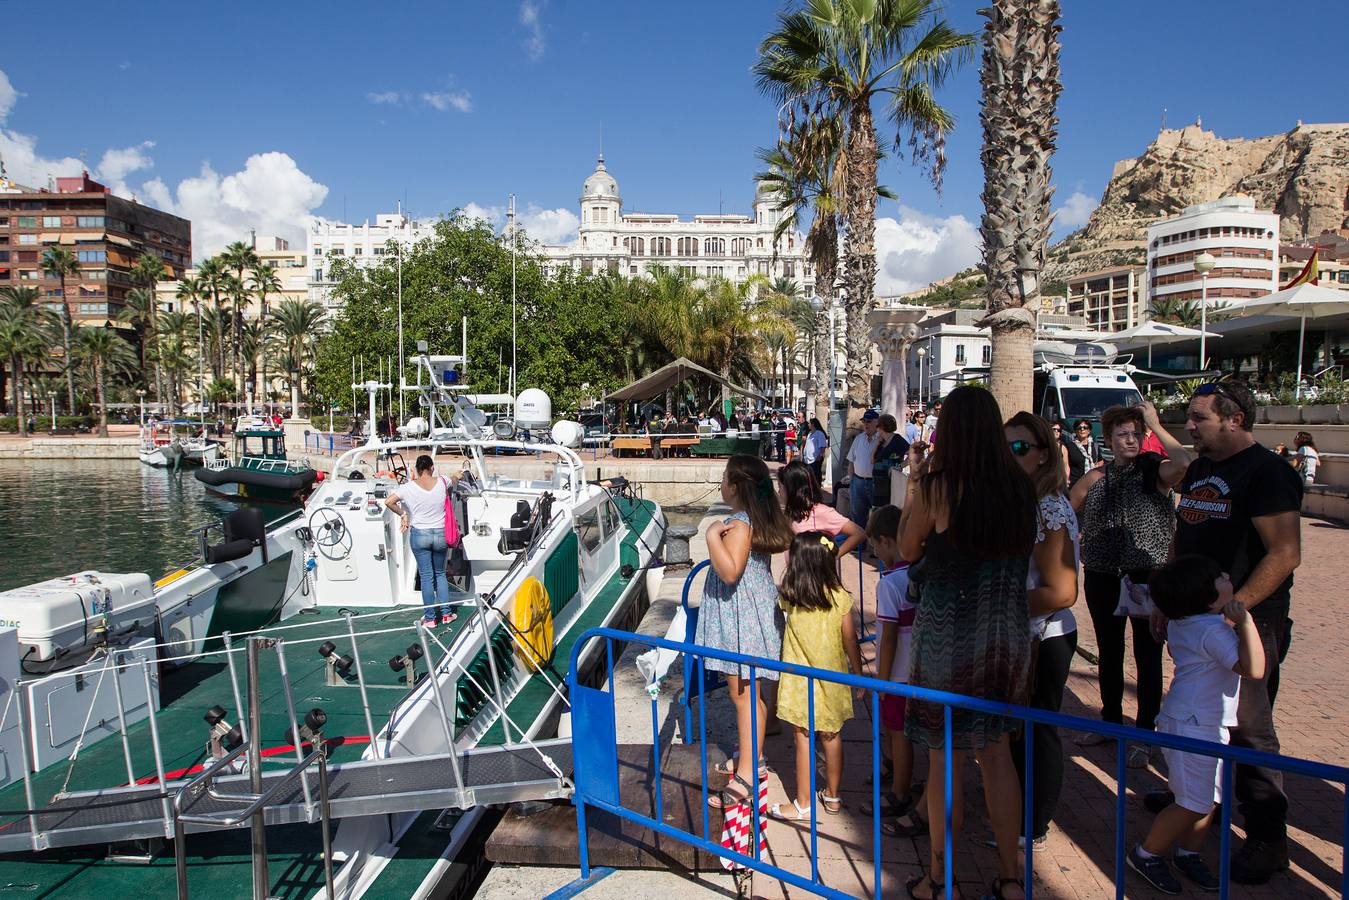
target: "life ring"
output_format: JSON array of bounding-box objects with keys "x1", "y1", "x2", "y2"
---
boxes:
[{"x1": 509, "y1": 577, "x2": 553, "y2": 672}]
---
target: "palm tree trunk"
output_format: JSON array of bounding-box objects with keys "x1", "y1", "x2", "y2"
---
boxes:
[
  {"x1": 813, "y1": 219, "x2": 838, "y2": 428},
  {"x1": 979, "y1": 0, "x2": 1062, "y2": 417},
  {"x1": 10, "y1": 355, "x2": 25, "y2": 436},
  {"x1": 842, "y1": 100, "x2": 879, "y2": 432},
  {"x1": 60, "y1": 286, "x2": 76, "y2": 412},
  {"x1": 95, "y1": 363, "x2": 108, "y2": 437},
  {"x1": 260, "y1": 295, "x2": 269, "y2": 410}
]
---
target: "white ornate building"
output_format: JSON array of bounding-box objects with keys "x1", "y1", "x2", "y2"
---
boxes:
[
  {"x1": 307, "y1": 210, "x2": 434, "y2": 310},
  {"x1": 539, "y1": 155, "x2": 812, "y2": 292}
]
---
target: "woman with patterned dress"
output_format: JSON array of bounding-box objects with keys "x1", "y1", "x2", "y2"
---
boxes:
[
  {"x1": 1069, "y1": 402, "x2": 1191, "y2": 768},
  {"x1": 696, "y1": 455, "x2": 794, "y2": 808},
  {"x1": 898, "y1": 386, "x2": 1037, "y2": 900}
]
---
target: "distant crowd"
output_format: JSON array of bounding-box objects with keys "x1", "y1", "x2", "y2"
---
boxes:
[{"x1": 695, "y1": 381, "x2": 1303, "y2": 898}]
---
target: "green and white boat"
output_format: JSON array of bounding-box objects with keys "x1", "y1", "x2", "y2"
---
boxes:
[{"x1": 195, "y1": 421, "x2": 319, "y2": 503}]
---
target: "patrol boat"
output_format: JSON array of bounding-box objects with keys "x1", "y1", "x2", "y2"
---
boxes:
[{"x1": 0, "y1": 342, "x2": 665, "y2": 899}]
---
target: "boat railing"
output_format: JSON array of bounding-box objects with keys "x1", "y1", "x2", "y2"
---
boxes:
[
  {"x1": 330, "y1": 437, "x2": 586, "y2": 501},
  {"x1": 561, "y1": 627, "x2": 1349, "y2": 900}
]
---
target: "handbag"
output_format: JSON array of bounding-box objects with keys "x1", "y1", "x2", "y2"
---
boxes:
[
  {"x1": 1114, "y1": 574, "x2": 1155, "y2": 618},
  {"x1": 441, "y1": 476, "x2": 461, "y2": 547}
]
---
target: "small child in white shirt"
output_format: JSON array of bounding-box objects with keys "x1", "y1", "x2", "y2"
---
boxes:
[
  {"x1": 1128, "y1": 554, "x2": 1265, "y2": 895},
  {"x1": 864, "y1": 505, "x2": 920, "y2": 829}
]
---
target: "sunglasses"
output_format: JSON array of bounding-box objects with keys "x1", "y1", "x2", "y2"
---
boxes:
[
  {"x1": 1076, "y1": 425, "x2": 1091, "y2": 432},
  {"x1": 1008, "y1": 439, "x2": 1042, "y2": 457},
  {"x1": 1193, "y1": 382, "x2": 1238, "y2": 400}
]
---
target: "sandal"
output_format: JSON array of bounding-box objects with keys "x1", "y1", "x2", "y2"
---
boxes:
[
  {"x1": 768, "y1": 798, "x2": 810, "y2": 821},
  {"x1": 816, "y1": 790, "x2": 842, "y2": 815},
  {"x1": 883, "y1": 807, "x2": 929, "y2": 838},
  {"x1": 708, "y1": 773, "x2": 753, "y2": 810},
  {"x1": 989, "y1": 877, "x2": 1025, "y2": 900},
  {"x1": 860, "y1": 790, "x2": 912, "y2": 818},
  {"x1": 905, "y1": 874, "x2": 959, "y2": 900},
  {"x1": 714, "y1": 752, "x2": 770, "y2": 778}
]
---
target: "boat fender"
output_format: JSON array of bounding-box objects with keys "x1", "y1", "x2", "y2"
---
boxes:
[{"x1": 509, "y1": 576, "x2": 553, "y2": 672}]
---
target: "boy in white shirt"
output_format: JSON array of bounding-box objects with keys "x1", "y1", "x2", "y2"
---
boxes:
[
  {"x1": 862, "y1": 505, "x2": 920, "y2": 828},
  {"x1": 1128, "y1": 555, "x2": 1266, "y2": 895}
]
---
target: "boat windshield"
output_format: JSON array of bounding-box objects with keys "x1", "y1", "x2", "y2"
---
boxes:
[{"x1": 1060, "y1": 387, "x2": 1143, "y2": 419}]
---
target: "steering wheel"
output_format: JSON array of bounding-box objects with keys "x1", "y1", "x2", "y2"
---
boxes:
[{"x1": 307, "y1": 507, "x2": 352, "y2": 560}]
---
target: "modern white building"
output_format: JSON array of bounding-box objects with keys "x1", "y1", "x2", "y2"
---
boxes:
[
  {"x1": 1145, "y1": 196, "x2": 1279, "y2": 311},
  {"x1": 307, "y1": 211, "x2": 434, "y2": 310},
  {"x1": 538, "y1": 155, "x2": 811, "y2": 292},
  {"x1": 156, "y1": 235, "x2": 309, "y2": 317}
]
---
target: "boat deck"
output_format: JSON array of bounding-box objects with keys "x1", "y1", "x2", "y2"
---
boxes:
[{"x1": 0, "y1": 494, "x2": 660, "y2": 899}]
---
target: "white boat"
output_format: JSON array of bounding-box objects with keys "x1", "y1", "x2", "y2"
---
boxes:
[
  {"x1": 0, "y1": 346, "x2": 666, "y2": 898},
  {"x1": 138, "y1": 420, "x2": 221, "y2": 468}
]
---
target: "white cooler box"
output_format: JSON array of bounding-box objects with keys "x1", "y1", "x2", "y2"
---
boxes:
[{"x1": 0, "y1": 571, "x2": 157, "y2": 662}]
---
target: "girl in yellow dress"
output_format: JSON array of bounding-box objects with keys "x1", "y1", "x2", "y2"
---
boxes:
[{"x1": 770, "y1": 531, "x2": 865, "y2": 819}]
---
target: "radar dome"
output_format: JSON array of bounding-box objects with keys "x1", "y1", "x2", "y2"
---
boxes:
[
  {"x1": 550, "y1": 420, "x2": 585, "y2": 448},
  {"x1": 515, "y1": 389, "x2": 553, "y2": 429}
]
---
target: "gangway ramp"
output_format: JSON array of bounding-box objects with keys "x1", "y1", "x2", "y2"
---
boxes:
[{"x1": 0, "y1": 739, "x2": 573, "y2": 853}]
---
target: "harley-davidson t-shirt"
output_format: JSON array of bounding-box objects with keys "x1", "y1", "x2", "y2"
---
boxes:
[{"x1": 1174, "y1": 443, "x2": 1303, "y2": 623}]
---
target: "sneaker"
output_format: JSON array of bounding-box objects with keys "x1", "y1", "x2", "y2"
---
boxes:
[
  {"x1": 1127, "y1": 845, "x2": 1182, "y2": 895},
  {"x1": 1126, "y1": 743, "x2": 1154, "y2": 769},
  {"x1": 1172, "y1": 852, "x2": 1220, "y2": 891},
  {"x1": 1230, "y1": 837, "x2": 1290, "y2": 885},
  {"x1": 1143, "y1": 790, "x2": 1175, "y2": 815}
]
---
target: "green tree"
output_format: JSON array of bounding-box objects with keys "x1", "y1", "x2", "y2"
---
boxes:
[
  {"x1": 220, "y1": 241, "x2": 261, "y2": 395},
  {"x1": 116, "y1": 287, "x2": 157, "y2": 395},
  {"x1": 0, "y1": 287, "x2": 57, "y2": 434},
  {"x1": 196, "y1": 256, "x2": 228, "y2": 380},
  {"x1": 175, "y1": 274, "x2": 207, "y2": 405},
  {"x1": 130, "y1": 253, "x2": 168, "y2": 405},
  {"x1": 40, "y1": 245, "x2": 81, "y2": 412},
  {"x1": 757, "y1": 0, "x2": 975, "y2": 429},
  {"x1": 157, "y1": 310, "x2": 195, "y2": 413},
  {"x1": 979, "y1": 0, "x2": 1063, "y2": 416},
  {"x1": 250, "y1": 263, "x2": 283, "y2": 403},
  {"x1": 73, "y1": 325, "x2": 137, "y2": 436}
]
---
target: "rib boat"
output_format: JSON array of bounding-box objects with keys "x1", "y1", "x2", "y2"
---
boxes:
[{"x1": 0, "y1": 358, "x2": 665, "y2": 898}]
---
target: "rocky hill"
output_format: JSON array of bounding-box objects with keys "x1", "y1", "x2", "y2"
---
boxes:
[{"x1": 1043, "y1": 121, "x2": 1349, "y2": 290}]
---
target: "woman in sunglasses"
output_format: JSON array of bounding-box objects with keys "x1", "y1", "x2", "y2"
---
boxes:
[
  {"x1": 1069, "y1": 402, "x2": 1192, "y2": 768},
  {"x1": 1071, "y1": 419, "x2": 1099, "y2": 465}
]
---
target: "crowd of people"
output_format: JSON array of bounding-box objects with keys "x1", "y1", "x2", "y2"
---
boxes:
[{"x1": 693, "y1": 381, "x2": 1304, "y2": 898}]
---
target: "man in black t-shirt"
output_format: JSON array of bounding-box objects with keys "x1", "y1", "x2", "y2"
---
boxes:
[{"x1": 1170, "y1": 381, "x2": 1303, "y2": 884}]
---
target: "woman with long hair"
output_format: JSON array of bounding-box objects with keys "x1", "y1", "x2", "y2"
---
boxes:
[
  {"x1": 1004, "y1": 412, "x2": 1080, "y2": 848},
  {"x1": 897, "y1": 386, "x2": 1036, "y2": 900}
]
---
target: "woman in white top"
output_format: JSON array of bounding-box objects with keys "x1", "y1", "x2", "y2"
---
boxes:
[
  {"x1": 1004, "y1": 412, "x2": 1080, "y2": 846},
  {"x1": 1294, "y1": 431, "x2": 1319, "y2": 485},
  {"x1": 384, "y1": 454, "x2": 459, "y2": 625}
]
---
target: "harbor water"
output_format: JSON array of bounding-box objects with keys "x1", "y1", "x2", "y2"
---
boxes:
[{"x1": 0, "y1": 459, "x2": 295, "y2": 592}]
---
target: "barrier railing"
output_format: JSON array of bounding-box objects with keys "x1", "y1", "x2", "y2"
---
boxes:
[
  {"x1": 566, "y1": 626, "x2": 1349, "y2": 900},
  {"x1": 305, "y1": 431, "x2": 357, "y2": 456}
]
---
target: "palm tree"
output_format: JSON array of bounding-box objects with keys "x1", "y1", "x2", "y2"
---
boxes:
[
  {"x1": 40, "y1": 246, "x2": 81, "y2": 412},
  {"x1": 157, "y1": 310, "x2": 195, "y2": 412},
  {"x1": 175, "y1": 275, "x2": 206, "y2": 409},
  {"x1": 223, "y1": 273, "x2": 248, "y2": 396},
  {"x1": 0, "y1": 287, "x2": 56, "y2": 434},
  {"x1": 221, "y1": 241, "x2": 261, "y2": 397},
  {"x1": 757, "y1": 0, "x2": 975, "y2": 428},
  {"x1": 196, "y1": 257, "x2": 228, "y2": 380},
  {"x1": 249, "y1": 263, "x2": 283, "y2": 405},
  {"x1": 269, "y1": 299, "x2": 327, "y2": 407},
  {"x1": 979, "y1": 0, "x2": 1063, "y2": 415},
  {"x1": 73, "y1": 325, "x2": 137, "y2": 436},
  {"x1": 116, "y1": 287, "x2": 156, "y2": 394},
  {"x1": 131, "y1": 253, "x2": 168, "y2": 405}
]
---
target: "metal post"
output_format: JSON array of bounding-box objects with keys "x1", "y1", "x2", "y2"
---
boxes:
[
  {"x1": 223, "y1": 631, "x2": 247, "y2": 743},
  {"x1": 139, "y1": 660, "x2": 173, "y2": 836},
  {"x1": 319, "y1": 752, "x2": 335, "y2": 900},
  {"x1": 108, "y1": 650, "x2": 137, "y2": 786},
  {"x1": 417, "y1": 623, "x2": 466, "y2": 800},
  {"x1": 345, "y1": 613, "x2": 382, "y2": 758},
  {"x1": 174, "y1": 812, "x2": 188, "y2": 899},
  {"x1": 473, "y1": 594, "x2": 513, "y2": 744},
  {"x1": 273, "y1": 640, "x2": 314, "y2": 816},
  {"x1": 1199, "y1": 272, "x2": 1208, "y2": 369},
  {"x1": 15, "y1": 693, "x2": 42, "y2": 850},
  {"x1": 246, "y1": 638, "x2": 270, "y2": 900}
]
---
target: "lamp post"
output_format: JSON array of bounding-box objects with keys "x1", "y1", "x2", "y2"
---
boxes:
[
  {"x1": 915, "y1": 346, "x2": 927, "y2": 406},
  {"x1": 1194, "y1": 251, "x2": 1216, "y2": 369},
  {"x1": 137, "y1": 389, "x2": 146, "y2": 426},
  {"x1": 289, "y1": 368, "x2": 301, "y2": 420},
  {"x1": 48, "y1": 391, "x2": 56, "y2": 432}
]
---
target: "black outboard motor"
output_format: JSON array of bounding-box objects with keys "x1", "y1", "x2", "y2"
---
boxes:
[{"x1": 201, "y1": 507, "x2": 269, "y2": 564}]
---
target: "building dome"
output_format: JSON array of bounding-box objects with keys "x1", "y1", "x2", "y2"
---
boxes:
[{"x1": 582, "y1": 154, "x2": 620, "y2": 200}]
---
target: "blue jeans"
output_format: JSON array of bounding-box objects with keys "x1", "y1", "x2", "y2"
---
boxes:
[
  {"x1": 849, "y1": 475, "x2": 874, "y2": 531},
  {"x1": 409, "y1": 527, "x2": 450, "y2": 619}
]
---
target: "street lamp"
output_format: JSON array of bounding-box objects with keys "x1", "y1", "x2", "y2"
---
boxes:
[
  {"x1": 1193, "y1": 251, "x2": 1216, "y2": 368},
  {"x1": 915, "y1": 346, "x2": 927, "y2": 406},
  {"x1": 289, "y1": 368, "x2": 301, "y2": 420},
  {"x1": 137, "y1": 389, "x2": 146, "y2": 426},
  {"x1": 47, "y1": 391, "x2": 56, "y2": 432}
]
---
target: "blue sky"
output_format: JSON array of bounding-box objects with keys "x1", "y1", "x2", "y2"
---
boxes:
[{"x1": 1, "y1": 0, "x2": 1343, "y2": 291}]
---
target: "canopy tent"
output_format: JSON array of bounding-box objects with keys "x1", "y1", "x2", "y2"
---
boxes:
[
  {"x1": 1092, "y1": 320, "x2": 1221, "y2": 367},
  {"x1": 1230, "y1": 283, "x2": 1349, "y2": 400},
  {"x1": 604, "y1": 357, "x2": 766, "y2": 403}
]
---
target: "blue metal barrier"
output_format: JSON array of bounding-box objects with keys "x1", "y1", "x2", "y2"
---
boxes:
[{"x1": 568, "y1": 626, "x2": 1349, "y2": 900}]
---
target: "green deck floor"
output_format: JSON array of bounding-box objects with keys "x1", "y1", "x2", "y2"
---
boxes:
[{"x1": 0, "y1": 496, "x2": 660, "y2": 899}]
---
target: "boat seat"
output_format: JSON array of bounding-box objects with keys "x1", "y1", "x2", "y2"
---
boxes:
[{"x1": 201, "y1": 508, "x2": 269, "y2": 565}]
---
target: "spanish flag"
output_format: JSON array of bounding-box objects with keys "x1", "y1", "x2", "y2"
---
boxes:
[{"x1": 1282, "y1": 252, "x2": 1320, "y2": 289}]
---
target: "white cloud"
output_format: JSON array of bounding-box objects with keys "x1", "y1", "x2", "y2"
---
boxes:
[
  {"x1": 874, "y1": 206, "x2": 983, "y2": 295},
  {"x1": 0, "y1": 70, "x2": 16, "y2": 123},
  {"x1": 457, "y1": 202, "x2": 578, "y2": 246},
  {"x1": 459, "y1": 203, "x2": 504, "y2": 227},
  {"x1": 520, "y1": 1, "x2": 546, "y2": 60},
  {"x1": 420, "y1": 90, "x2": 472, "y2": 113},
  {"x1": 366, "y1": 90, "x2": 401, "y2": 105},
  {"x1": 96, "y1": 141, "x2": 156, "y2": 197},
  {"x1": 1054, "y1": 190, "x2": 1098, "y2": 229}
]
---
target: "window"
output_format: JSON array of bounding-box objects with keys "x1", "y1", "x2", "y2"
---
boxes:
[
  {"x1": 0, "y1": 252, "x2": 6, "y2": 263},
  {"x1": 630, "y1": 265, "x2": 638, "y2": 275},
  {"x1": 16, "y1": 217, "x2": 36, "y2": 228},
  {"x1": 313, "y1": 269, "x2": 323, "y2": 281},
  {"x1": 17, "y1": 251, "x2": 37, "y2": 262},
  {"x1": 42, "y1": 216, "x2": 61, "y2": 228},
  {"x1": 982, "y1": 345, "x2": 991, "y2": 365},
  {"x1": 373, "y1": 246, "x2": 385, "y2": 255},
  {"x1": 783, "y1": 261, "x2": 795, "y2": 277},
  {"x1": 78, "y1": 303, "x2": 108, "y2": 315},
  {"x1": 84, "y1": 269, "x2": 106, "y2": 280},
  {"x1": 731, "y1": 237, "x2": 749, "y2": 256},
  {"x1": 955, "y1": 344, "x2": 966, "y2": 365},
  {"x1": 76, "y1": 216, "x2": 104, "y2": 228},
  {"x1": 756, "y1": 238, "x2": 764, "y2": 249},
  {"x1": 602, "y1": 501, "x2": 620, "y2": 538},
  {"x1": 354, "y1": 246, "x2": 363, "y2": 255},
  {"x1": 677, "y1": 237, "x2": 698, "y2": 256},
  {"x1": 329, "y1": 247, "x2": 344, "y2": 256},
  {"x1": 704, "y1": 237, "x2": 724, "y2": 256},
  {"x1": 576, "y1": 508, "x2": 602, "y2": 554},
  {"x1": 679, "y1": 266, "x2": 695, "y2": 277},
  {"x1": 18, "y1": 234, "x2": 36, "y2": 245},
  {"x1": 650, "y1": 237, "x2": 670, "y2": 256},
  {"x1": 0, "y1": 217, "x2": 7, "y2": 226},
  {"x1": 623, "y1": 236, "x2": 645, "y2": 256},
  {"x1": 77, "y1": 250, "x2": 105, "y2": 263},
  {"x1": 20, "y1": 270, "x2": 39, "y2": 280}
]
